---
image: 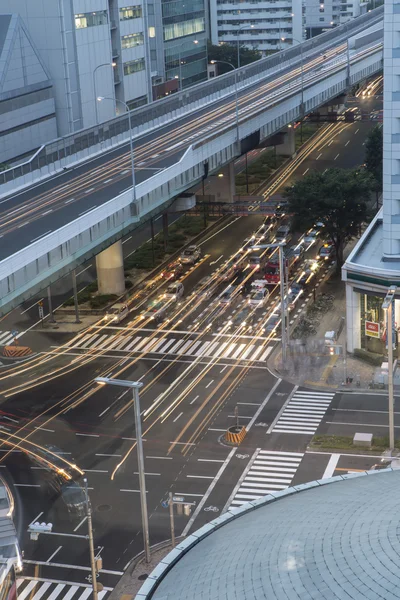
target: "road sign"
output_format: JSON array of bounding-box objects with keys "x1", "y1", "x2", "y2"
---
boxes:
[
  {"x1": 11, "y1": 330, "x2": 18, "y2": 337},
  {"x1": 161, "y1": 500, "x2": 169, "y2": 509},
  {"x1": 365, "y1": 321, "x2": 380, "y2": 338},
  {"x1": 172, "y1": 496, "x2": 184, "y2": 503}
]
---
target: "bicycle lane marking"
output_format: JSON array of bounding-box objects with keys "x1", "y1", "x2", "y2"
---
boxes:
[{"x1": 222, "y1": 448, "x2": 260, "y2": 513}]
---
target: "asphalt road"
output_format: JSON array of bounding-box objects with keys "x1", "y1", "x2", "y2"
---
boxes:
[
  {"x1": 0, "y1": 40, "x2": 378, "y2": 260},
  {"x1": 0, "y1": 83, "x2": 387, "y2": 598}
]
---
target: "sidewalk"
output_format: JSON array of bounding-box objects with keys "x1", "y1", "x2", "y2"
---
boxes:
[
  {"x1": 108, "y1": 541, "x2": 178, "y2": 600},
  {"x1": 270, "y1": 275, "x2": 376, "y2": 390}
]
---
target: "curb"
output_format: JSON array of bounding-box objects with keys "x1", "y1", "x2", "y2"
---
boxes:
[{"x1": 134, "y1": 469, "x2": 394, "y2": 599}]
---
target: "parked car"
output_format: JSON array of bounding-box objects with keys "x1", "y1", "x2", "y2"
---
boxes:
[
  {"x1": 105, "y1": 303, "x2": 129, "y2": 324},
  {"x1": 180, "y1": 245, "x2": 201, "y2": 265},
  {"x1": 164, "y1": 282, "x2": 184, "y2": 301},
  {"x1": 317, "y1": 244, "x2": 334, "y2": 261},
  {"x1": 161, "y1": 261, "x2": 184, "y2": 281},
  {"x1": 142, "y1": 300, "x2": 167, "y2": 322}
]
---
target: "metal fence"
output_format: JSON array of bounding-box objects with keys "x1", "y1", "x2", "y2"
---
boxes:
[{"x1": 0, "y1": 6, "x2": 383, "y2": 187}]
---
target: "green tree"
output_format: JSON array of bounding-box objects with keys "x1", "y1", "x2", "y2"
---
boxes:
[
  {"x1": 284, "y1": 168, "x2": 373, "y2": 273},
  {"x1": 364, "y1": 125, "x2": 382, "y2": 207},
  {"x1": 207, "y1": 42, "x2": 262, "y2": 74}
]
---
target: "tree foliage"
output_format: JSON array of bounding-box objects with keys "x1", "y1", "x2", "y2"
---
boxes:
[
  {"x1": 283, "y1": 168, "x2": 373, "y2": 272},
  {"x1": 364, "y1": 125, "x2": 383, "y2": 195},
  {"x1": 207, "y1": 42, "x2": 262, "y2": 74}
]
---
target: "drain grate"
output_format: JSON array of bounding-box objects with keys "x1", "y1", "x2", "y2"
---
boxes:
[{"x1": 96, "y1": 504, "x2": 111, "y2": 512}]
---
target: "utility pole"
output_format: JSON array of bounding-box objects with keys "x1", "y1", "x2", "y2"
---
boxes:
[
  {"x1": 84, "y1": 478, "x2": 101, "y2": 600},
  {"x1": 383, "y1": 286, "x2": 397, "y2": 452},
  {"x1": 278, "y1": 244, "x2": 287, "y2": 363}
]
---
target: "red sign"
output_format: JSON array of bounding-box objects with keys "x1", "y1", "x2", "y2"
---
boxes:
[{"x1": 365, "y1": 321, "x2": 380, "y2": 338}]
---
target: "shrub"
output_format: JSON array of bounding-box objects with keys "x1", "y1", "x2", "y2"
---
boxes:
[
  {"x1": 90, "y1": 294, "x2": 118, "y2": 309},
  {"x1": 353, "y1": 347, "x2": 383, "y2": 366}
]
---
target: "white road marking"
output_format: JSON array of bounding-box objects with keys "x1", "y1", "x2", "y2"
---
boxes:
[
  {"x1": 46, "y1": 546, "x2": 62, "y2": 563},
  {"x1": 173, "y1": 412, "x2": 183, "y2": 423},
  {"x1": 73, "y1": 517, "x2": 88, "y2": 532},
  {"x1": 322, "y1": 453, "x2": 341, "y2": 478},
  {"x1": 205, "y1": 379, "x2": 215, "y2": 389}
]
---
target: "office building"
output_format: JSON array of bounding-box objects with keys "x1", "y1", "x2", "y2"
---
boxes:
[
  {"x1": 0, "y1": 14, "x2": 57, "y2": 164},
  {"x1": 209, "y1": 0, "x2": 303, "y2": 54},
  {"x1": 343, "y1": 0, "x2": 400, "y2": 355},
  {"x1": 2, "y1": 0, "x2": 208, "y2": 142},
  {"x1": 304, "y1": 0, "x2": 368, "y2": 38}
]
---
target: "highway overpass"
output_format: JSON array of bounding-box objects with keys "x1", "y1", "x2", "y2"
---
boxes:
[{"x1": 0, "y1": 7, "x2": 383, "y2": 314}]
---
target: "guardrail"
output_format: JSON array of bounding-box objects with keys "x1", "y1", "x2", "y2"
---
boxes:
[{"x1": 0, "y1": 6, "x2": 383, "y2": 189}]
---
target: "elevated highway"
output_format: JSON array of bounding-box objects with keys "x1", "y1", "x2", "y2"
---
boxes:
[{"x1": 0, "y1": 7, "x2": 383, "y2": 314}]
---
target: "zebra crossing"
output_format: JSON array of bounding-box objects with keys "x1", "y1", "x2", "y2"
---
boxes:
[
  {"x1": 229, "y1": 450, "x2": 304, "y2": 507},
  {"x1": 65, "y1": 331, "x2": 274, "y2": 363},
  {"x1": 272, "y1": 389, "x2": 335, "y2": 435},
  {"x1": 17, "y1": 578, "x2": 111, "y2": 599},
  {"x1": 0, "y1": 330, "x2": 18, "y2": 346}
]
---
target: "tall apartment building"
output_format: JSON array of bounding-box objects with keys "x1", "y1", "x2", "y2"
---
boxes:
[
  {"x1": 209, "y1": 0, "x2": 303, "y2": 55},
  {"x1": 2, "y1": 0, "x2": 208, "y2": 139},
  {"x1": 304, "y1": 0, "x2": 368, "y2": 38}
]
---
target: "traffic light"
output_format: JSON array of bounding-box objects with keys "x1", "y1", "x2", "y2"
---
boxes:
[{"x1": 29, "y1": 522, "x2": 52, "y2": 540}]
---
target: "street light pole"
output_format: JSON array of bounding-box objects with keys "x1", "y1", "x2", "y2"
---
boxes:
[
  {"x1": 93, "y1": 63, "x2": 116, "y2": 125},
  {"x1": 210, "y1": 60, "x2": 240, "y2": 154},
  {"x1": 383, "y1": 286, "x2": 397, "y2": 452},
  {"x1": 94, "y1": 377, "x2": 151, "y2": 562},
  {"x1": 84, "y1": 478, "x2": 99, "y2": 600},
  {"x1": 236, "y1": 24, "x2": 254, "y2": 69},
  {"x1": 97, "y1": 97, "x2": 136, "y2": 205}
]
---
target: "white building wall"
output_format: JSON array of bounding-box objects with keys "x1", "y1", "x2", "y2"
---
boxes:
[
  {"x1": 383, "y1": 0, "x2": 400, "y2": 257},
  {"x1": 211, "y1": 0, "x2": 303, "y2": 55},
  {"x1": 118, "y1": 3, "x2": 148, "y2": 107}
]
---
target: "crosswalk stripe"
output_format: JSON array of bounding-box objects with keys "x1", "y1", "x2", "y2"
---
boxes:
[
  {"x1": 19, "y1": 581, "x2": 39, "y2": 599},
  {"x1": 48, "y1": 584, "x2": 66, "y2": 599},
  {"x1": 61, "y1": 586, "x2": 80, "y2": 600},
  {"x1": 228, "y1": 450, "x2": 304, "y2": 509},
  {"x1": 157, "y1": 338, "x2": 176, "y2": 353},
  {"x1": 0, "y1": 331, "x2": 12, "y2": 343},
  {"x1": 259, "y1": 347, "x2": 272, "y2": 361},
  {"x1": 241, "y1": 344, "x2": 255, "y2": 359},
  {"x1": 185, "y1": 340, "x2": 202, "y2": 355},
  {"x1": 232, "y1": 343, "x2": 246, "y2": 359},
  {"x1": 65, "y1": 333, "x2": 275, "y2": 365},
  {"x1": 32, "y1": 582, "x2": 52, "y2": 599},
  {"x1": 168, "y1": 339, "x2": 185, "y2": 354},
  {"x1": 272, "y1": 389, "x2": 335, "y2": 436}
]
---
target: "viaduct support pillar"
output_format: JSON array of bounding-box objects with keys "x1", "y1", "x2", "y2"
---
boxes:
[
  {"x1": 207, "y1": 162, "x2": 236, "y2": 203},
  {"x1": 96, "y1": 240, "x2": 125, "y2": 296},
  {"x1": 345, "y1": 283, "x2": 361, "y2": 353},
  {"x1": 275, "y1": 126, "x2": 296, "y2": 157}
]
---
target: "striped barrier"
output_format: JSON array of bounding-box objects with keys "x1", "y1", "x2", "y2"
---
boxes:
[
  {"x1": 2, "y1": 345, "x2": 33, "y2": 358},
  {"x1": 224, "y1": 426, "x2": 247, "y2": 445}
]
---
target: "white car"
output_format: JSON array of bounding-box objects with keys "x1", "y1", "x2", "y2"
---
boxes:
[
  {"x1": 180, "y1": 245, "x2": 201, "y2": 265},
  {"x1": 164, "y1": 282, "x2": 184, "y2": 301},
  {"x1": 248, "y1": 287, "x2": 269, "y2": 308},
  {"x1": 105, "y1": 303, "x2": 129, "y2": 323}
]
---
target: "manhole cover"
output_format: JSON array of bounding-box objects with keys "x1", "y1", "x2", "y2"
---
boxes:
[
  {"x1": 138, "y1": 574, "x2": 148, "y2": 581},
  {"x1": 97, "y1": 504, "x2": 111, "y2": 512}
]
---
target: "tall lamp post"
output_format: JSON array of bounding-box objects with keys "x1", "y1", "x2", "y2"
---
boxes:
[
  {"x1": 93, "y1": 63, "x2": 116, "y2": 125},
  {"x1": 97, "y1": 96, "x2": 136, "y2": 204},
  {"x1": 210, "y1": 60, "x2": 240, "y2": 153},
  {"x1": 235, "y1": 24, "x2": 254, "y2": 69},
  {"x1": 382, "y1": 286, "x2": 397, "y2": 452},
  {"x1": 95, "y1": 377, "x2": 150, "y2": 562},
  {"x1": 174, "y1": 40, "x2": 199, "y2": 91}
]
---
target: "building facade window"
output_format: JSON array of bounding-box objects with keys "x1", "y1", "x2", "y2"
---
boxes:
[
  {"x1": 120, "y1": 5, "x2": 142, "y2": 20},
  {"x1": 75, "y1": 11, "x2": 108, "y2": 29},
  {"x1": 123, "y1": 58, "x2": 146, "y2": 75},
  {"x1": 121, "y1": 32, "x2": 144, "y2": 48},
  {"x1": 149, "y1": 26, "x2": 156, "y2": 37},
  {"x1": 163, "y1": 17, "x2": 205, "y2": 41}
]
